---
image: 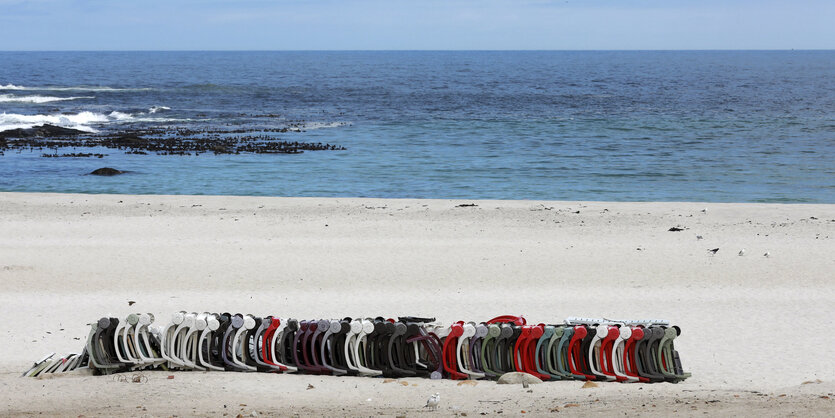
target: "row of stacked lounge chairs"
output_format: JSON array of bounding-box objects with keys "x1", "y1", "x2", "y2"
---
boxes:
[{"x1": 24, "y1": 313, "x2": 690, "y2": 383}]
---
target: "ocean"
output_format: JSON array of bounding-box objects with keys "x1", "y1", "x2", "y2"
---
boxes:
[{"x1": 1, "y1": 51, "x2": 833, "y2": 202}]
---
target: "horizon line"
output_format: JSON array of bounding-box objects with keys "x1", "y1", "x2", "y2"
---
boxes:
[{"x1": 1, "y1": 48, "x2": 833, "y2": 53}]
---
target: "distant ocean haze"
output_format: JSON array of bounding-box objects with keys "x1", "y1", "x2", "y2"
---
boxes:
[{"x1": 0, "y1": 51, "x2": 833, "y2": 203}]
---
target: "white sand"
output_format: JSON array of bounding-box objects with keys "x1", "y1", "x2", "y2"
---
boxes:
[{"x1": 1, "y1": 192, "x2": 833, "y2": 416}]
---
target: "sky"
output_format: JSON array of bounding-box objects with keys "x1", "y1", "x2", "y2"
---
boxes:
[{"x1": 0, "y1": 0, "x2": 833, "y2": 50}]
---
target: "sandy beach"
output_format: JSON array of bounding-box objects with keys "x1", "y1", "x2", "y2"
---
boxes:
[{"x1": 1, "y1": 192, "x2": 833, "y2": 416}]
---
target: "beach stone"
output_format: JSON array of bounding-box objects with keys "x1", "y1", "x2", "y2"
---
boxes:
[
  {"x1": 90, "y1": 167, "x2": 124, "y2": 176},
  {"x1": 496, "y1": 372, "x2": 543, "y2": 385}
]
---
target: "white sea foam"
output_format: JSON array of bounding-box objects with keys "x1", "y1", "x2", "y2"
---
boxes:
[
  {"x1": 148, "y1": 105, "x2": 170, "y2": 114},
  {"x1": 298, "y1": 121, "x2": 352, "y2": 130},
  {"x1": 0, "y1": 83, "x2": 152, "y2": 92},
  {"x1": 0, "y1": 94, "x2": 94, "y2": 104},
  {"x1": 108, "y1": 111, "x2": 134, "y2": 121},
  {"x1": 0, "y1": 110, "x2": 198, "y2": 132},
  {"x1": 0, "y1": 111, "x2": 112, "y2": 132}
]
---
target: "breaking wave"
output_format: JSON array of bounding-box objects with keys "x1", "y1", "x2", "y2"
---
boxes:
[
  {"x1": 0, "y1": 83, "x2": 153, "y2": 92},
  {"x1": 149, "y1": 105, "x2": 170, "y2": 113},
  {"x1": 0, "y1": 94, "x2": 94, "y2": 104},
  {"x1": 0, "y1": 111, "x2": 110, "y2": 132},
  {"x1": 0, "y1": 110, "x2": 190, "y2": 132},
  {"x1": 108, "y1": 111, "x2": 134, "y2": 121}
]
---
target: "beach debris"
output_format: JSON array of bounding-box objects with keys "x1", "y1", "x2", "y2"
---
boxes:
[
  {"x1": 802, "y1": 379, "x2": 823, "y2": 385},
  {"x1": 701, "y1": 208, "x2": 708, "y2": 213},
  {"x1": 738, "y1": 249, "x2": 745, "y2": 256},
  {"x1": 306, "y1": 384, "x2": 315, "y2": 390},
  {"x1": 497, "y1": 372, "x2": 543, "y2": 385},
  {"x1": 764, "y1": 251, "x2": 770, "y2": 258},
  {"x1": 424, "y1": 393, "x2": 441, "y2": 411},
  {"x1": 167, "y1": 375, "x2": 174, "y2": 379},
  {"x1": 708, "y1": 248, "x2": 719, "y2": 255},
  {"x1": 90, "y1": 167, "x2": 124, "y2": 176},
  {"x1": 128, "y1": 300, "x2": 136, "y2": 306},
  {"x1": 668, "y1": 226, "x2": 685, "y2": 232},
  {"x1": 457, "y1": 380, "x2": 478, "y2": 386},
  {"x1": 564, "y1": 403, "x2": 580, "y2": 408},
  {"x1": 456, "y1": 203, "x2": 478, "y2": 208},
  {"x1": 115, "y1": 373, "x2": 147, "y2": 383},
  {"x1": 696, "y1": 235, "x2": 704, "y2": 240},
  {"x1": 383, "y1": 378, "x2": 396, "y2": 383},
  {"x1": 582, "y1": 381, "x2": 599, "y2": 389},
  {"x1": 522, "y1": 381, "x2": 529, "y2": 388}
]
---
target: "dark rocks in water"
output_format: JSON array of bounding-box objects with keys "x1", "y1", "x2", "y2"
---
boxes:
[
  {"x1": 111, "y1": 135, "x2": 146, "y2": 147},
  {"x1": 90, "y1": 167, "x2": 124, "y2": 176},
  {"x1": 1, "y1": 125, "x2": 347, "y2": 156},
  {"x1": 0, "y1": 124, "x2": 87, "y2": 139},
  {"x1": 43, "y1": 153, "x2": 105, "y2": 158},
  {"x1": 209, "y1": 144, "x2": 230, "y2": 154}
]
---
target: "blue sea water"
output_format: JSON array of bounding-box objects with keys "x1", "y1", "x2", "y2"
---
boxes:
[{"x1": 1, "y1": 51, "x2": 833, "y2": 202}]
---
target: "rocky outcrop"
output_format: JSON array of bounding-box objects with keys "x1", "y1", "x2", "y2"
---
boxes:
[
  {"x1": 89, "y1": 167, "x2": 124, "y2": 176},
  {"x1": 0, "y1": 124, "x2": 87, "y2": 139},
  {"x1": 0, "y1": 126, "x2": 347, "y2": 155}
]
